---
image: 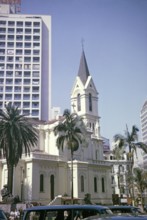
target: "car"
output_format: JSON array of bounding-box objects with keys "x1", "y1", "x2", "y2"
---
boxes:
[
  {"x1": 83, "y1": 215, "x2": 147, "y2": 219},
  {"x1": 0, "y1": 209, "x2": 7, "y2": 220},
  {"x1": 108, "y1": 205, "x2": 143, "y2": 216},
  {"x1": 23, "y1": 204, "x2": 113, "y2": 220}
]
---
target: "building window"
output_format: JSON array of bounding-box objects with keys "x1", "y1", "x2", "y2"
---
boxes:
[
  {"x1": 102, "y1": 177, "x2": 105, "y2": 193},
  {"x1": 50, "y1": 175, "x2": 54, "y2": 200},
  {"x1": 120, "y1": 187, "x2": 125, "y2": 194},
  {"x1": 111, "y1": 176, "x2": 114, "y2": 184},
  {"x1": 40, "y1": 174, "x2": 44, "y2": 192},
  {"x1": 92, "y1": 123, "x2": 95, "y2": 131},
  {"x1": 77, "y1": 93, "x2": 81, "y2": 111},
  {"x1": 89, "y1": 93, "x2": 92, "y2": 111},
  {"x1": 81, "y1": 175, "x2": 84, "y2": 192},
  {"x1": 94, "y1": 177, "x2": 97, "y2": 193}
]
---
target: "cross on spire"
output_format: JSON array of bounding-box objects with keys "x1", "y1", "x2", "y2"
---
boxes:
[{"x1": 81, "y1": 38, "x2": 85, "y2": 50}]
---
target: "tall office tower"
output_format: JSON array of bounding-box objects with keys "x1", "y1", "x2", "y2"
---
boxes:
[
  {"x1": 0, "y1": 0, "x2": 51, "y2": 121},
  {"x1": 140, "y1": 100, "x2": 147, "y2": 144}
]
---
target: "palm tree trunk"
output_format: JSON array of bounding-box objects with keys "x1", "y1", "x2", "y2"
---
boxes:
[
  {"x1": 71, "y1": 150, "x2": 74, "y2": 204},
  {"x1": 7, "y1": 163, "x2": 14, "y2": 194},
  {"x1": 131, "y1": 155, "x2": 135, "y2": 206}
]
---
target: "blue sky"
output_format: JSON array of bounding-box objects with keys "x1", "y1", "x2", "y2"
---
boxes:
[{"x1": 21, "y1": 0, "x2": 147, "y2": 143}]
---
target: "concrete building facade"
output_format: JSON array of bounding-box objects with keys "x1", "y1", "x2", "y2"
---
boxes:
[{"x1": 0, "y1": 3, "x2": 51, "y2": 120}]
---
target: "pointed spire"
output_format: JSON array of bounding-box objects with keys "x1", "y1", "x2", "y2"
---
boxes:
[{"x1": 78, "y1": 50, "x2": 90, "y2": 85}]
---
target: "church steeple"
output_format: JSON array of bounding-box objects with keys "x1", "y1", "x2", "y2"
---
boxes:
[
  {"x1": 71, "y1": 50, "x2": 101, "y2": 139},
  {"x1": 78, "y1": 50, "x2": 90, "y2": 85}
]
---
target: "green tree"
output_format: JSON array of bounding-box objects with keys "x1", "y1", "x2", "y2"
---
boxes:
[
  {"x1": 113, "y1": 125, "x2": 147, "y2": 204},
  {"x1": 127, "y1": 167, "x2": 147, "y2": 210},
  {"x1": 54, "y1": 109, "x2": 87, "y2": 204},
  {"x1": 84, "y1": 193, "x2": 92, "y2": 204},
  {"x1": 0, "y1": 103, "x2": 38, "y2": 193}
]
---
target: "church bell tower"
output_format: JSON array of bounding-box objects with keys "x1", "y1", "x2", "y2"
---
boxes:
[{"x1": 71, "y1": 50, "x2": 101, "y2": 139}]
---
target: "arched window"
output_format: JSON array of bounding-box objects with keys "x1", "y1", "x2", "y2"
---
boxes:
[
  {"x1": 89, "y1": 122, "x2": 91, "y2": 128},
  {"x1": 102, "y1": 177, "x2": 105, "y2": 192},
  {"x1": 89, "y1": 93, "x2": 92, "y2": 111},
  {"x1": 50, "y1": 175, "x2": 54, "y2": 200},
  {"x1": 81, "y1": 175, "x2": 84, "y2": 192},
  {"x1": 94, "y1": 177, "x2": 97, "y2": 193},
  {"x1": 40, "y1": 174, "x2": 44, "y2": 192},
  {"x1": 92, "y1": 123, "x2": 95, "y2": 131},
  {"x1": 77, "y1": 93, "x2": 81, "y2": 111}
]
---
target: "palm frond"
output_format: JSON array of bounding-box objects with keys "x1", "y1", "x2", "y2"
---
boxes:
[{"x1": 136, "y1": 142, "x2": 147, "y2": 153}]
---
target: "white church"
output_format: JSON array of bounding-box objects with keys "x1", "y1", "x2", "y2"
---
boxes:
[{"x1": 0, "y1": 50, "x2": 113, "y2": 205}]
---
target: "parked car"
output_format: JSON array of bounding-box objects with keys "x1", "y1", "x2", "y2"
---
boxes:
[
  {"x1": 0, "y1": 209, "x2": 7, "y2": 220},
  {"x1": 84, "y1": 215, "x2": 147, "y2": 220},
  {"x1": 23, "y1": 204, "x2": 113, "y2": 220},
  {"x1": 108, "y1": 205, "x2": 143, "y2": 216}
]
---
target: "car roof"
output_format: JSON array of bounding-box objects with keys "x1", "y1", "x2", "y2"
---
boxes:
[
  {"x1": 108, "y1": 206, "x2": 138, "y2": 209},
  {"x1": 84, "y1": 216, "x2": 147, "y2": 220},
  {"x1": 25, "y1": 204, "x2": 109, "y2": 212}
]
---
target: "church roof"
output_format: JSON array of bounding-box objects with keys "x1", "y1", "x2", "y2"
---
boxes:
[{"x1": 78, "y1": 50, "x2": 90, "y2": 85}]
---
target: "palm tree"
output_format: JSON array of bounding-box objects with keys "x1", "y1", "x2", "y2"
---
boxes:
[
  {"x1": 127, "y1": 167, "x2": 147, "y2": 210},
  {"x1": 54, "y1": 109, "x2": 87, "y2": 204},
  {"x1": 113, "y1": 125, "x2": 147, "y2": 204},
  {"x1": 113, "y1": 125, "x2": 147, "y2": 169},
  {"x1": 0, "y1": 102, "x2": 38, "y2": 194}
]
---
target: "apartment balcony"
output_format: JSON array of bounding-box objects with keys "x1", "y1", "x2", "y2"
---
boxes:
[
  {"x1": 5, "y1": 89, "x2": 13, "y2": 93},
  {"x1": 14, "y1": 96, "x2": 21, "y2": 100},
  {"x1": 6, "y1": 80, "x2": 13, "y2": 84},
  {"x1": 0, "y1": 49, "x2": 5, "y2": 55},
  {"x1": 15, "y1": 80, "x2": 22, "y2": 84},
  {"x1": 32, "y1": 103, "x2": 39, "y2": 108},
  {"x1": 33, "y1": 22, "x2": 40, "y2": 27},
  {"x1": 7, "y1": 64, "x2": 13, "y2": 69},
  {"x1": 23, "y1": 105, "x2": 30, "y2": 108},
  {"x1": 8, "y1": 21, "x2": 15, "y2": 26},
  {"x1": 0, "y1": 72, "x2": 4, "y2": 77},
  {"x1": 8, "y1": 28, "x2": 14, "y2": 34},
  {"x1": 0, "y1": 29, "x2": 6, "y2": 33},
  {"x1": 0, "y1": 35, "x2": 6, "y2": 40},
  {"x1": 25, "y1": 22, "x2": 32, "y2": 27},
  {"x1": 8, "y1": 36, "x2": 14, "y2": 41},
  {"x1": 0, "y1": 57, "x2": 5, "y2": 62},
  {"x1": 16, "y1": 43, "x2": 23, "y2": 48},
  {"x1": 23, "y1": 88, "x2": 30, "y2": 92},
  {"x1": 0, "y1": 21, "x2": 6, "y2": 26},
  {"x1": 16, "y1": 50, "x2": 22, "y2": 55},
  {"x1": 23, "y1": 95, "x2": 30, "y2": 100},
  {"x1": 25, "y1": 43, "x2": 31, "y2": 48},
  {"x1": 32, "y1": 110, "x2": 39, "y2": 116},
  {"x1": 6, "y1": 71, "x2": 13, "y2": 77},
  {"x1": 14, "y1": 87, "x2": 21, "y2": 92},
  {"x1": 0, "y1": 43, "x2": 5, "y2": 47},
  {"x1": 5, "y1": 96, "x2": 12, "y2": 100},
  {"x1": 32, "y1": 95, "x2": 39, "y2": 100},
  {"x1": 16, "y1": 36, "x2": 23, "y2": 41},
  {"x1": 24, "y1": 80, "x2": 31, "y2": 84}
]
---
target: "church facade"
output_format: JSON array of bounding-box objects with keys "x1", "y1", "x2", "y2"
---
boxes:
[{"x1": 0, "y1": 51, "x2": 112, "y2": 205}]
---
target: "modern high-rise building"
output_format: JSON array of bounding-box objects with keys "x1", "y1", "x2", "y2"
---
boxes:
[
  {"x1": 0, "y1": 1, "x2": 51, "y2": 120},
  {"x1": 140, "y1": 100, "x2": 147, "y2": 144}
]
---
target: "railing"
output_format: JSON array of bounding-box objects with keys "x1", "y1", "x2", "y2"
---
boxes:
[
  {"x1": 23, "y1": 152, "x2": 65, "y2": 161},
  {"x1": 89, "y1": 159, "x2": 112, "y2": 166}
]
